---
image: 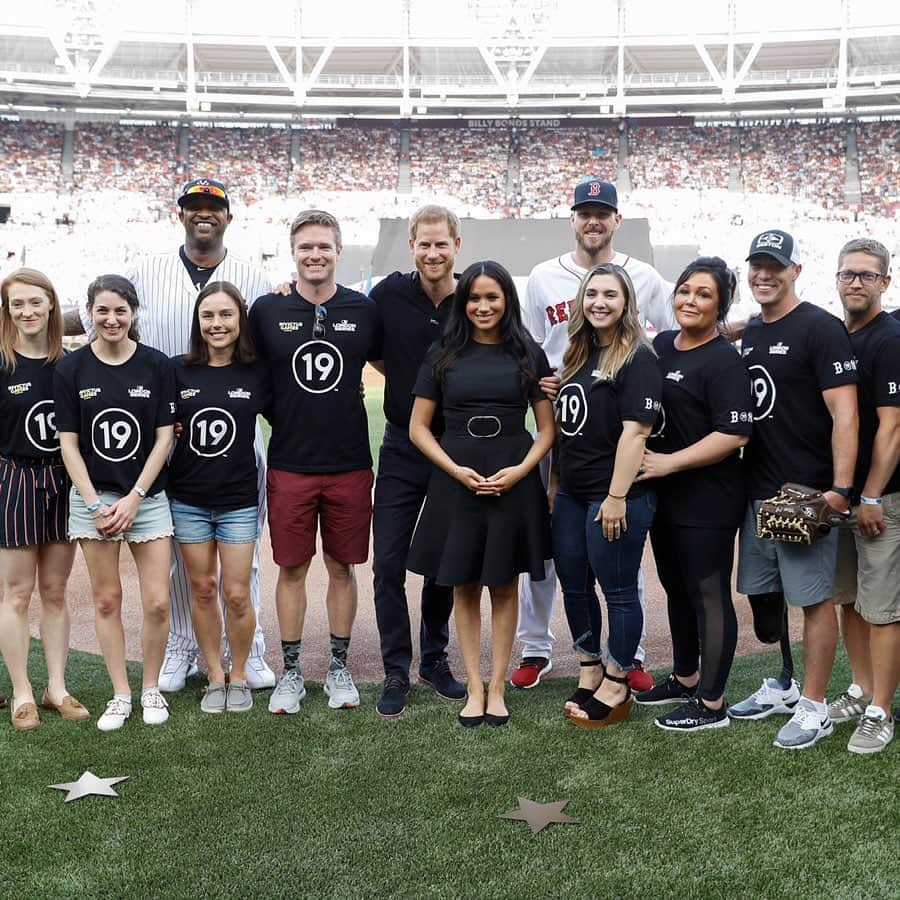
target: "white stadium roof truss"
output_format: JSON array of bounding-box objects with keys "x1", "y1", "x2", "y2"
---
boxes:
[{"x1": 2, "y1": 0, "x2": 900, "y2": 120}]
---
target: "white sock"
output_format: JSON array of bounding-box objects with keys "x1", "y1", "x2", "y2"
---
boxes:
[
  {"x1": 847, "y1": 682, "x2": 866, "y2": 699},
  {"x1": 113, "y1": 693, "x2": 132, "y2": 704},
  {"x1": 863, "y1": 704, "x2": 887, "y2": 720},
  {"x1": 802, "y1": 696, "x2": 828, "y2": 714},
  {"x1": 141, "y1": 686, "x2": 159, "y2": 697}
]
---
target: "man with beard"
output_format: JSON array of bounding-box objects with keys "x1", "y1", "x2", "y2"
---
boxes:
[
  {"x1": 367, "y1": 205, "x2": 466, "y2": 717},
  {"x1": 514, "y1": 179, "x2": 676, "y2": 693},
  {"x1": 65, "y1": 178, "x2": 276, "y2": 693}
]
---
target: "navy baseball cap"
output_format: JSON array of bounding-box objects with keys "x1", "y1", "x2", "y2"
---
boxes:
[
  {"x1": 571, "y1": 179, "x2": 618, "y2": 212},
  {"x1": 178, "y1": 178, "x2": 230, "y2": 210},
  {"x1": 746, "y1": 230, "x2": 800, "y2": 266}
]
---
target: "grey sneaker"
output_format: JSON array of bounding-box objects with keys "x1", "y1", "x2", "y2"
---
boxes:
[
  {"x1": 727, "y1": 678, "x2": 800, "y2": 720},
  {"x1": 827, "y1": 687, "x2": 870, "y2": 724},
  {"x1": 200, "y1": 682, "x2": 227, "y2": 714},
  {"x1": 226, "y1": 680, "x2": 253, "y2": 713},
  {"x1": 268, "y1": 669, "x2": 306, "y2": 714},
  {"x1": 773, "y1": 698, "x2": 834, "y2": 750},
  {"x1": 324, "y1": 664, "x2": 360, "y2": 709},
  {"x1": 847, "y1": 708, "x2": 894, "y2": 755}
]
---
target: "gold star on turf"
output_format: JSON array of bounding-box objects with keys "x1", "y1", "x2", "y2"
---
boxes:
[
  {"x1": 498, "y1": 797, "x2": 579, "y2": 834},
  {"x1": 49, "y1": 771, "x2": 129, "y2": 803}
]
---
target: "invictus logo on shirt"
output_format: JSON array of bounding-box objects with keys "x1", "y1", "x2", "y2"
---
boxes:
[
  {"x1": 128, "y1": 386, "x2": 151, "y2": 399},
  {"x1": 180, "y1": 388, "x2": 200, "y2": 399},
  {"x1": 7, "y1": 382, "x2": 31, "y2": 395},
  {"x1": 79, "y1": 387, "x2": 101, "y2": 400},
  {"x1": 768, "y1": 342, "x2": 790, "y2": 355},
  {"x1": 665, "y1": 370, "x2": 684, "y2": 382},
  {"x1": 279, "y1": 321, "x2": 303, "y2": 332},
  {"x1": 228, "y1": 388, "x2": 252, "y2": 399},
  {"x1": 333, "y1": 320, "x2": 357, "y2": 333}
]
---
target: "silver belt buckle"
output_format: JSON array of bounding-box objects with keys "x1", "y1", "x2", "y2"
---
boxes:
[{"x1": 466, "y1": 415, "x2": 501, "y2": 438}]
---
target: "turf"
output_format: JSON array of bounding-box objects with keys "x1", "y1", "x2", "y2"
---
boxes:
[{"x1": 0, "y1": 644, "x2": 895, "y2": 899}]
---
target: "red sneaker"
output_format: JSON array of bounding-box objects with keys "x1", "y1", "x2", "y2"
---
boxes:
[
  {"x1": 627, "y1": 663, "x2": 654, "y2": 693},
  {"x1": 510, "y1": 657, "x2": 552, "y2": 689}
]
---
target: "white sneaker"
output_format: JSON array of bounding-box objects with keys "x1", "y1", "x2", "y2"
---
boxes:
[
  {"x1": 727, "y1": 678, "x2": 801, "y2": 720},
  {"x1": 141, "y1": 688, "x2": 170, "y2": 725},
  {"x1": 773, "y1": 697, "x2": 833, "y2": 750},
  {"x1": 97, "y1": 697, "x2": 132, "y2": 732},
  {"x1": 268, "y1": 669, "x2": 306, "y2": 714},
  {"x1": 245, "y1": 656, "x2": 276, "y2": 690},
  {"x1": 324, "y1": 664, "x2": 360, "y2": 709},
  {"x1": 158, "y1": 654, "x2": 198, "y2": 693}
]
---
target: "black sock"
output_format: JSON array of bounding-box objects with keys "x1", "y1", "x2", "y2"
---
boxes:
[
  {"x1": 281, "y1": 640, "x2": 302, "y2": 673},
  {"x1": 330, "y1": 634, "x2": 350, "y2": 669}
]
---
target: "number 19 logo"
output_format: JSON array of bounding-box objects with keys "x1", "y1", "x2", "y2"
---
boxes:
[
  {"x1": 25, "y1": 400, "x2": 60, "y2": 453},
  {"x1": 292, "y1": 340, "x2": 344, "y2": 394},
  {"x1": 189, "y1": 407, "x2": 237, "y2": 458},
  {"x1": 91, "y1": 408, "x2": 141, "y2": 462}
]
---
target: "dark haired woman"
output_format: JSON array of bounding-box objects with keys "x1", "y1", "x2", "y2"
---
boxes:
[
  {"x1": 553, "y1": 263, "x2": 662, "y2": 730},
  {"x1": 54, "y1": 274, "x2": 176, "y2": 732},
  {"x1": 0, "y1": 269, "x2": 87, "y2": 730},
  {"x1": 168, "y1": 281, "x2": 270, "y2": 714},
  {"x1": 408, "y1": 260, "x2": 555, "y2": 726},
  {"x1": 634, "y1": 257, "x2": 752, "y2": 731}
]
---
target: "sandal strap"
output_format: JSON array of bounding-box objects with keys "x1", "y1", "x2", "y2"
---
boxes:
[
  {"x1": 579, "y1": 659, "x2": 604, "y2": 668},
  {"x1": 603, "y1": 670, "x2": 630, "y2": 685}
]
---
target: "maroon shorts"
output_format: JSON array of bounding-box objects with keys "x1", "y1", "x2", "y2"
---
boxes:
[{"x1": 266, "y1": 468, "x2": 373, "y2": 567}]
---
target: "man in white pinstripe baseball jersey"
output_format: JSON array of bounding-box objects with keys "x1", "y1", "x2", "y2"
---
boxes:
[{"x1": 66, "y1": 177, "x2": 276, "y2": 690}]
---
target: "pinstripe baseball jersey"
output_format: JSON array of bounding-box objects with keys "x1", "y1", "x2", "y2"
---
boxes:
[{"x1": 80, "y1": 250, "x2": 272, "y2": 357}]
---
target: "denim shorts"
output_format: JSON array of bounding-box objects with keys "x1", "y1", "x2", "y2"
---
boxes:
[
  {"x1": 68, "y1": 487, "x2": 174, "y2": 543},
  {"x1": 170, "y1": 500, "x2": 260, "y2": 545}
]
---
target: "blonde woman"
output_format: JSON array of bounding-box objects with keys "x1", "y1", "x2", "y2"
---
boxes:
[
  {"x1": 0, "y1": 269, "x2": 87, "y2": 731},
  {"x1": 551, "y1": 263, "x2": 662, "y2": 729}
]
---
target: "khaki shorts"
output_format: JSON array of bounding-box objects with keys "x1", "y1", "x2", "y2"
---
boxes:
[{"x1": 833, "y1": 492, "x2": 900, "y2": 625}]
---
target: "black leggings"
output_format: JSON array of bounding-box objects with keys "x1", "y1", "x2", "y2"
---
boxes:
[{"x1": 650, "y1": 523, "x2": 738, "y2": 701}]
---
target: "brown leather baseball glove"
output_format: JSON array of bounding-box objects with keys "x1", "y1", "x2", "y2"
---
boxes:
[{"x1": 756, "y1": 483, "x2": 849, "y2": 545}]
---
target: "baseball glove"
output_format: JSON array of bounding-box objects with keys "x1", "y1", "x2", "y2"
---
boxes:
[{"x1": 756, "y1": 483, "x2": 848, "y2": 545}]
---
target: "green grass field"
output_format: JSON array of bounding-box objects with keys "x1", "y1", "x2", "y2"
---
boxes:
[{"x1": 0, "y1": 643, "x2": 895, "y2": 899}]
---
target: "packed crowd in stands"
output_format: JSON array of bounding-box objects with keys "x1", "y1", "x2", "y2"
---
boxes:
[
  {"x1": 857, "y1": 121, "x2": 900, "y2": 218},
  {"x1": 0, "y1": 121, "x2": 64, "y2": 192},
  {"x1": 291, "y1": 127, "x2": 399, "y2": 194},
  {"x1": 737, "y1": 122, "x2": 846, "y2": 208},
  {"x1": 516, "y1": 126, "x2": 619, "y2": 215},
  {"x1": 187, "y1": 126, "x2": 291, "y2": 204},
  {"x1": 626, "y1": 125, "x2": 733, "y2": 191},
  {"x1": 408, "y1": 128, "x2": 510, "y2": 213}
]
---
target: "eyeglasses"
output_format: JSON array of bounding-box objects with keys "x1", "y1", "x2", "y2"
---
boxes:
[
  {"x1": 836, "y1": 270, "x2": 885, "y2": 285},
  {"x1": 313, "y1": 304, "x2": 327, "y2": 338}
]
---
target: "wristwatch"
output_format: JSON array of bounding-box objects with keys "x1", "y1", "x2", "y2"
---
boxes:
[
  {"x1": 131, "y1": 485, "x2": 147, "y2": 499},
  {"x1": 829, "y1": 484, "x2": 852, "y2": 499}
]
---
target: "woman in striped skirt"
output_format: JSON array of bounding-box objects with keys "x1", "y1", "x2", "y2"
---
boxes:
[{"x1": 0, "y1": 269, "x2": 88, "y2": 731}]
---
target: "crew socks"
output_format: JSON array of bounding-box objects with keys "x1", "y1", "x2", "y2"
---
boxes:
[
  {"x1": 281, "y1": 639, "x2": 302, "y2": 673},
  {"x1": 329, "y1": 634, "x2": 350, "y2": 670}
]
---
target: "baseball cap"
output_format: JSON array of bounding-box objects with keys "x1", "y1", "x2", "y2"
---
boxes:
[
  {"x1": 746, "y1": 230, "x2": 800, "y2": 267},
  {"x1": 177, "y1": 178, "x2": 230, "y2": 210},
  {"x1": 571, "y1": 179, "x2": 618, "y2": 212}
]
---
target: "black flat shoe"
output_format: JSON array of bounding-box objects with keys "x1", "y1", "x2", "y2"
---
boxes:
[
  {"x1": 458, "y1": 711, "x2": 484, "y2": 727},
  {"x1": 484, "y1": 712, "x2": 509, "y2": 727}
]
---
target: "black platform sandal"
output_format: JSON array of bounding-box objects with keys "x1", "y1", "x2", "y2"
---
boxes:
[
  {"x1": 564, "y1": 659, "x2": 605, "y2": 716},
  {"x1": 568, "y1": 670, "x2": 633, "y2": 730}
]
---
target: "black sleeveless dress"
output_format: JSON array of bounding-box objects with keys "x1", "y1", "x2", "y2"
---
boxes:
[{"x1": 407, "y1": 341, "x2": 552, "y2": 587}]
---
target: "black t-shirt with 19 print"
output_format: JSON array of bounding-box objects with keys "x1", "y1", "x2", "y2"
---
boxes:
[
  {"x1": 648, "y1": 331, "x2": 753, "y2": 527},
  {"x1": 557, "y1": 344, "x2": 662, "y2": 502},
  {"x1": 249, "y1": 284, "x2": 382, "y2": 473},
  {"x1": 53, "y1": 343, "x2": 176, "y2": 497},
  {"x1": 848, "y1": 311, "x2": 900, "y2": 497},
  {"x1": 741, "y1": 302, "x2": 857, "y2": 499},
  {"x1": 0, "y1": 353, "x2": 63, "y2": 460},
  {"x1": 168, "y1": 358, "x2": 271, "y2": 510}
]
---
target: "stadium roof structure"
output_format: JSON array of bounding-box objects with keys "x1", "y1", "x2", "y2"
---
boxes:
[{"x1": 3, "y1": 0, "x2": 900, "y2": 122}]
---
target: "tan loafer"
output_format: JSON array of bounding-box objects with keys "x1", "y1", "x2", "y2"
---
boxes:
[
  {"x1": 41, "y1": 692, "x2": 90, "y2": 721},
  {"x1": 12, "y1": 700, "x2": 40, "y2": 731}
]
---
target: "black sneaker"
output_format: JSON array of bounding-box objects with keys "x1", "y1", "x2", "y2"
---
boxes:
[
  {"x1": 375, "y1": 674, "x2": 410, "y2": 719},
  {"x1": 634, "y1": 673, "x2": 697, "y2": 706},
  {"x1": 655, "y1": 697, "x2": 729, "y2": 732},
  {"x1": 419, "y1": 658, "x2": 466, "y2": 701}
]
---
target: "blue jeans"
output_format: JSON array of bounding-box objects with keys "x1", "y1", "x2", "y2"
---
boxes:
[{"x1": 552, "y1": 489, "x2": 656, "y2": 670}]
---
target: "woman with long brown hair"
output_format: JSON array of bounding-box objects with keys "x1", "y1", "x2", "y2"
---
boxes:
[
  {"x1": 552, "y1": 262, "x2": 662, "y2": 729},
  {"x1": 0, "y1": 268, "x2": 87, "y2": 731}
]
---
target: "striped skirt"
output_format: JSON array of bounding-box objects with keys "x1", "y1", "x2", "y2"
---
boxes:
[{"x1": 0, "y1": 455, "x2": 70, "y2": 548}]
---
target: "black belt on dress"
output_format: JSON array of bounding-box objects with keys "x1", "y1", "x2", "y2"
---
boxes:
[{"x1": 442, "y1": 412, "x2": 525, "y2": 438}]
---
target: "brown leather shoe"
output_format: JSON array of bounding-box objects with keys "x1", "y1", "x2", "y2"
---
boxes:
[
  {"x1": 41, "y1": 692, "x2": 90, "y2": 721},
  {"x1": 12, "y1": 700, "x2": 40, "y2": 731}
]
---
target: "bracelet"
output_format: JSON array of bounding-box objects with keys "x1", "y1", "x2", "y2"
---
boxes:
[
  {"x1": 860, "y1": 495, "x2": 883, "y2": 506},
  {"x1": 608, "y1": 492, "x2": 626, "y2": 500},
  {"x1": 85, "y1": 500, "x2": 102, "y2": 513}
]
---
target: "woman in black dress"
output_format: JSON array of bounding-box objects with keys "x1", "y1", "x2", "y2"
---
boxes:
[
  {"x1": 634, "y1": 257, "x2": 752, "y2": 731},
  {"x1": 408, "y1": 261, "x2": 555, "y2": 726}
]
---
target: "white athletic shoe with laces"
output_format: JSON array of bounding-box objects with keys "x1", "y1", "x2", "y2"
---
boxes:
[
  {"x1": 97, "y1": 697, "x2": 132, "y2": 732},
  {"x1": 324, "y1": 664, "x2": 360, "y2": 709},
  {"x1": 141, "y1": 688, "x2": 170, "y2": 725},
  {"x1": 773, "y1": 697, "x2": 833, "y2": 749},
  {"x1": 727, "y1": 678, "x2": 800, "y2": 720}
]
